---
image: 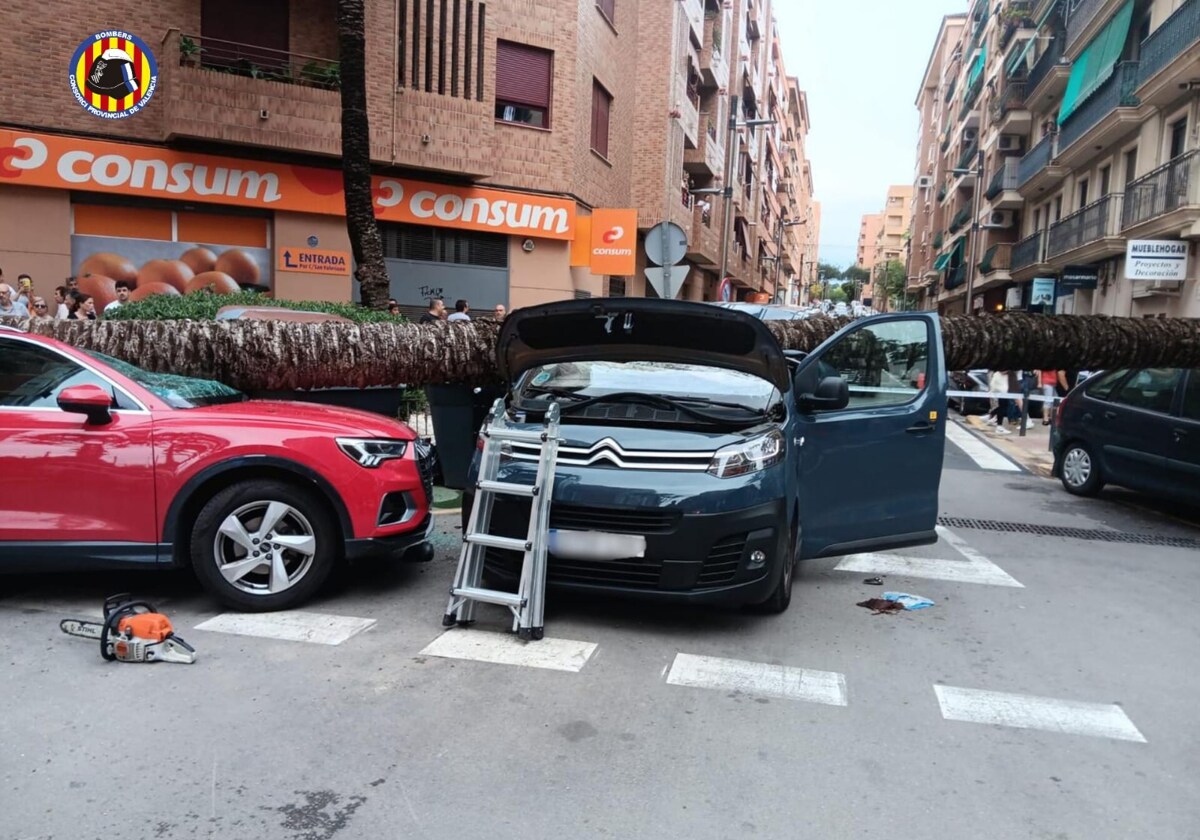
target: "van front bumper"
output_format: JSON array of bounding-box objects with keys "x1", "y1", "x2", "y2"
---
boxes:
[{"x1": 476, "y1": 495, "x2": 787, "y2": 607}]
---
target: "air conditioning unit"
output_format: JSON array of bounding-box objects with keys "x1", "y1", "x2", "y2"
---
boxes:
[
  {"x1": 985, "y1": 210, "x2": 1015, "y2": 228},
  {"x1": 998, "y1": 134, "x2": 1024, "y2": 152},
  {"x1": 916, "y1": 175, "x2": 934, "y2": 189},
  {"x1": 963, "y1": 127, "x2": 979, "y2": 143}
]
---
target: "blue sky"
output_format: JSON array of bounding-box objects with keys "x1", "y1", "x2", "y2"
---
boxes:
[{"x1": 775, "y1": 0, "x2": 965, "y2": 269}]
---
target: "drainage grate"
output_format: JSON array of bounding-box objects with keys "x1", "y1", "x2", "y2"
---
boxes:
[{"x1": 937, "y1": 517, "x2": 1200, "y2": 549}]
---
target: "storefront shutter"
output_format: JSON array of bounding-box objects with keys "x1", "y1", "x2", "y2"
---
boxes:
[{"x1": 495, "y1": 41, "x2": 552, "y2": 109}]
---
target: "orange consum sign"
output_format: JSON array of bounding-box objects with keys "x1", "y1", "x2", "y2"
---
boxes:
[
  {"x1": 0, "y1": 130, "x2": 576, "y2": 240},
  {"x1": 589, "y1": 208, "x2": 637, "y2": 275}
]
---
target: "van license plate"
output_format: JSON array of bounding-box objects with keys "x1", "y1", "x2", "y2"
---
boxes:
[{"x1": 548, "y1": 529, "x2": 646, "y2": 561}]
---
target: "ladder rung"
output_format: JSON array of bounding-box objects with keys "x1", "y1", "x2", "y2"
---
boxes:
[
  {"x1": 452, "y1": 586, "x2": 524, "y2": 608},
  {"x1": 485, "y1": 428, "x2": 547, "y2": 444},
  {"x1": 477, "y1": 479, "x2": 538, "y2": 497},
  {"x1": 465, "y1": 533, "x2": 531, "y2": 552}
]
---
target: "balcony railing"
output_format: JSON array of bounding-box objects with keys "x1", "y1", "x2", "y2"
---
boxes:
[
  {"x1": 944, "y1": 76, "x2": 958, "y2": 103},
  {"x1": 1065, "y1": 0, "x2": 1108, "y2": 54},
  {"x1": 1026, "y1": 34, "x2": 1064, "y2": 93},
  {"x1": 945, "y1": 264, "x2": 968, "y2": 290},
  {"x1": 1137, "y1": 0, "x2": 1200, "y2": 84},
  {"x1": 181, "y1": 33, "x2": 340, "y2": 90},
  {"x1": 949, "y1": 206, "x2": 972, "y2": 233},
  {"x1": 957, "y1": 142, "x2": 979, "y2": 172},
  {"x1": 979, "y1": 242, "x2": 1013, "y2": 274},
  {"x1": 1057, "y1": 61, "x2": 1140, "y2": 154},
  {"x1": 959, "y1": 81, "x2": 983, "y2": 120},
  {"x1": 995, "y1": 81, "x2": 1027, "y2": 118},
  {"x1": 1017, "y1": 132, "x2": 1056, "y2": 187},
  {"x1": 999, "y1": 2, "x2": 1035, "y2": 51},
  {"x1": 1122, "y1": 149, "x2": 1200, "y2": 229},
  {"x1": 937, "y1": 183, "x2": 948, "y2": 202},
  {"x1": 986, "y1": 158, "x2": 1020, "y2": 199},
  {"x1": 933, "y1": 230, "x2": 945, "y2": 249},
  {"x1": 1012, "y1": 229, "x2": 1046, "y2": 270},
  {"x1": 1046, "y1": 192, "x2": 1123, "y2": 257}
]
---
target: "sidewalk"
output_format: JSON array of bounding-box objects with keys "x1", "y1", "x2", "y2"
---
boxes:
[{"x1": 959, "y1": 412, "x2": 1056, "y2": 477}]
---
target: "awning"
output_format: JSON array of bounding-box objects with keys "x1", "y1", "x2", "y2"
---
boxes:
[
  {"x1": 933, "y1": 251, "x2": 952, "y2": 271},
  {"x1": 1004, "y1": 0, "x2": 1063, "y2": 80},
  {"x1": 966, "y1": 43, "x2": 987, "y2": 90},
  {"x1": 1058, "y1": 0, "x2": 1135, "y2": 125}
]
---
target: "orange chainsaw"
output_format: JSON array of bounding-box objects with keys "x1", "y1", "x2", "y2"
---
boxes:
[{"x1": 60, "y1": 594, "x2": 197, "y2": 664}]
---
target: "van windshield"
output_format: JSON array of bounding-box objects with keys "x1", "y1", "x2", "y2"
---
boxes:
[{"x1": 519, "y1": 361, "x2": 780, "y2": 413}]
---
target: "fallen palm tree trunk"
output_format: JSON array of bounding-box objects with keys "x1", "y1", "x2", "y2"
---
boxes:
[{"x1": 4, "y1": 313, "x2": 1198, "y2": 392}]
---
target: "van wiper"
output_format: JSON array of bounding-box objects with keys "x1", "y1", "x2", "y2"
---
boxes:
[
  {"x1": 670, "y1": 395, "x2": 769, "y2": 414},
  {"x1": 556, "y1": 391, "x2": 761, "y2": 422}
]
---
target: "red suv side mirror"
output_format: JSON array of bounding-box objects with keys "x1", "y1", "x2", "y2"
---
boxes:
[{"x1": 57, "y1": 384, "x2": 113, "y2": 425}]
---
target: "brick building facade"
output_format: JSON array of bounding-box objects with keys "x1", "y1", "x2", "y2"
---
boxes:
[{"x1": 0, "y1": 0, "x2": 818, "y2": 311}]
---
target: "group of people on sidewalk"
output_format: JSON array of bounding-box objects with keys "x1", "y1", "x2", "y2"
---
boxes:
[
  {"x1": 985, "y1": 369, "x2": 1073, "y2": 435},
  {"x1": 0, "y1": 269, "x2": 134, "y2": 321}
]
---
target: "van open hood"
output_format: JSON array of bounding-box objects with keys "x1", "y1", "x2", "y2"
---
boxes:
[{"x1": 496, "y1": 299, "x2": 790, "y2": 392}]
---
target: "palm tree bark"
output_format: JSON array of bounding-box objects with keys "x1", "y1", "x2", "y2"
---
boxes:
[
  {"x1": 337, "y1": 0, "x2": 390, "y2": 310},
  {"x1": 4, "y1": 314, "x2": 1199, "y2": 392}
]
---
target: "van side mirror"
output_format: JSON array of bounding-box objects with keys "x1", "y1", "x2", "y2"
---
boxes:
[{"x1": 797, "y1": 376, "x2": 849, "y2": 412}]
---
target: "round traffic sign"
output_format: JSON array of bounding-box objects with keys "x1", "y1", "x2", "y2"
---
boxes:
[
  {"x1": 644, "y1": 221, "x2": 688, "y2": 266},
  {"x1": 717, "y1": 276, "x2": 733, "y2": 301}
]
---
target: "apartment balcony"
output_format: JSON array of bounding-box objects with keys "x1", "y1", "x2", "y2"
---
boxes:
[
  {"x1": 959, "y1": 81, "x2": 984, "y2": 122},
  {"x1": 1135, "y1": 0, "x2": 1200, "y2": 109},
  {"x1": 683, "y1": 0, "x2": 705, "y2": 44},
  {"x1": 933, "y1": 230, "x2": 945, "y2": 249},
  {"x1": 986, "y1": 158, "x2": 1024, "y2": 209},
  {"x1": 992, "y1": 81, "x2": 1031, "y2": 134},
  {"x1": 976, "y1": 242, "x2": 1013, "y2": 289},
  {"x1": 688, "y1": 203, "x2": 721, "y2": 268},
  {"x1": 160, "y1": 30, "x2": 343, "y2": 158},
  {"x1": 1017, "y1": 132, "x2": 1068, "y2": 197},
  {"x1": 700, "y1": 28, "x2": 730, "y2": 89},
  {"x1": 677, "y1": 92, "x2": 701, "y2": 149},
  {"x1": 1121, "y1": 150, "x2": 1200, "y2": 240},
  {"x1": 999, "y1": 2, "x2": 1036, "y2": 51},
  {"x1": 949, "y1": 206, "x2": 972, "y2": 234},
  {"x1": 1045, "y1": 192, "x2": 1125, "y2": 264},
  {"x1": 945, "y1": 263, "x2": 968, "y2": 291},
  {"x1": 1055, "y1": 61, "x2": 1141, "y2": 168},
  {"x1": 684, "y1": 113, "x2": 725, "y2": 178},
  {"x1": 1065, "y1": 0, "x2": 1123, "y2": 60},
  {"x1": 1025, "y1": 36, "x2": 1070, "y2": 108},
  {"x1": 1011, "y1": 229, "x2": 1049, "y2": 279},
  {"x1": 955, "y1": 142, "x2": 979, "y2": 190}
]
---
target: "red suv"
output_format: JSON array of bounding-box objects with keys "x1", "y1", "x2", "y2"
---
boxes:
[{"x1": 0, "y1": 328, "x2": 433, "y2": 611}]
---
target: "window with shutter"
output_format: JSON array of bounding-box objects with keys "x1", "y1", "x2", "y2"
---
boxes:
[
  {"x1": 591, "y1": 81, "x2": 612, "y2": 158},
  {"x1": 596, "y1": 0, "x2": 615, "y2": 24},
  {"x1": 494, "y1": 40, "x2": 553, "y2": 128}
]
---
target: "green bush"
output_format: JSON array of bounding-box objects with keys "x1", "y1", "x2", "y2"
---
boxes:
[{"x1": 105, "y1": 290, "x2": 404, "y2": 323}]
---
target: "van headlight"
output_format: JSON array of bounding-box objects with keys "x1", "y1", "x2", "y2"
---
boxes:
[
  {"x1": 707, "y1": 430, "x2": 785, "y2": 478},
  {"x1": 336, "y1": 438, "x2": 409, "y2": 468}
]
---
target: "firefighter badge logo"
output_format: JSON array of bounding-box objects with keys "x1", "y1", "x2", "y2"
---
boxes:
[{"x1": 69, "y1": 31, "x2": 158, "y2": 119}]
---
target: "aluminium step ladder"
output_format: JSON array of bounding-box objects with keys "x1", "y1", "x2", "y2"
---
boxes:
[{"x1": 442, "y1": 398, "x2": 562, "y2": 641}]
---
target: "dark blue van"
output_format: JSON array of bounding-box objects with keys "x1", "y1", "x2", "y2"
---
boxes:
[{"x1": 464, "y1": 299, "x2": 947, "y2": 613}]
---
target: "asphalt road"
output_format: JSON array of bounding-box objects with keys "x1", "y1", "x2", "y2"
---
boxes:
[{"x1": 2, "y1": 430, "x2": 1199, "y2": 840}]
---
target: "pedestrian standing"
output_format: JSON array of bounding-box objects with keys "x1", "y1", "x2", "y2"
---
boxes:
[
  {"x1": 68, "y1": 293, "x2": 96, "y2": 320},
  {"x1": 493, "y1": 304, "x2": 507, "y2": 321},
  {"x1": 1040, "y1": 369, "x2": 1059, "y2": 425},
  {"x1": 418, "y1": 298, "x2": 445, "y2": 323},
  {"x1": 53, "y1": 286, "x2": 70, "y2": 319},
  {"x1": 448, "y1": 299, "x2": 471, "y2": 322},
  {"x1": 0, "y1": 283, "x2": 28, "y2": 317},
  {"x1": 30, "y1": 296, "x2": 49, "y2": 317},
  {"x1": 987, "y1": 369, "x2": 1011, "y2": 434},
  {"x1": 103, "y1": 281, "x2": 132, "y2": 316}
]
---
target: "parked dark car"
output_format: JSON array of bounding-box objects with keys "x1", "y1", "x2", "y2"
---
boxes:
[
  {"x1": 463, "y1": 299, "x2": 947, "y2": 614},
  {"x1": 1051, "y1": 368, "x2": 1200, "y2": 503}
]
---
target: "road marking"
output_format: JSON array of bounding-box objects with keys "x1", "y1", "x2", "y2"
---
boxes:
[
  {"x1": 946, "y1": 421, "x2": 1021, "y2": 472},
  {"x1": 934, "y1": 685, "x2": 1146, "y2": 743},
  {"x1": 834, "y1": 526, "x2": 1023, "y2": 587},
  {"x1": 194, "y1": 611, "x2": 376, "y2": 645},
  {"x1": 420, "y1": 630, "x2": 597, "y2": 672},
  {"x1": 665, "y1": 653, "x2": 848, "y2": 706}
]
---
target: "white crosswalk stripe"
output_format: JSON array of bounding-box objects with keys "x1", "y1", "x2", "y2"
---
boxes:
[
  {"x1": 194, "y1": 610, "x2": 376, "y2": 645},
  {"x1": 420, "y1": 629, "x2": 598, "y2": 672},
  {"x1": 834, "y1": 525, "x2": 1023, "y2": 587},
  {"x1": 934, "y1": 685, "x2": 1146, "y2": 742},
  {"x1": 665, "y1": 653, "x2": 848, "y2": 706},
  {"x1": 946, "y1": 421, "x2": 1021, "y2": 471}
]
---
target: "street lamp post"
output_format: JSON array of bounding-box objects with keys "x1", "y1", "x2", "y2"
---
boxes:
[{"x1": 690, "y1": 94, "x2": 777, "y2": 298}]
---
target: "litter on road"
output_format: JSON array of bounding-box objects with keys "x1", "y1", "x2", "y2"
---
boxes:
[{"x1": 883, "y1": 592, "x2": 936, "y2": 610}]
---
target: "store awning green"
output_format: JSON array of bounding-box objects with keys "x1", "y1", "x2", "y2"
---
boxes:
[
  {"x1": 933, "y1": 251, "x2": 952, "y2": 271},
  {"x1": 966, "y1": 43, "x2": 988, "y2": 90},
  {"x1": 1058, "y1": 0, "x2": 1134, "y2": 125},
  {"x1": 1005, "y1": 0, "x2": 1063, "y2": 80},
  {"x1": 949, "y1": 236, "x2": 965, "y2": 265}
]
